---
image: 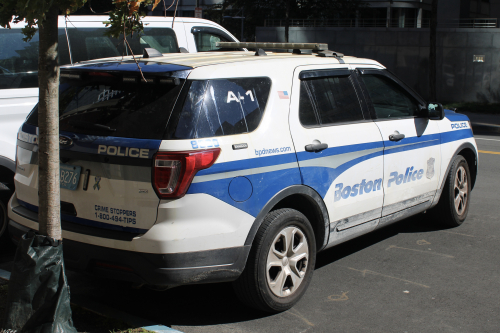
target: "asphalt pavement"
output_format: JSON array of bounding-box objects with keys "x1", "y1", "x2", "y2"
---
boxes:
[{"x1": 1, "y1": 132, "x2": 499, "y2": 333}]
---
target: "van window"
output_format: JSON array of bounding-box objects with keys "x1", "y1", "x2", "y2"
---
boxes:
[
  {"x1": 166, "y1": 77, "x2": 271, "y2": 139},
  {"x1": 191, "y1": 26, "x2": 241, "y2": 52},
  {"x1": 0, "y1": 27, "x2": 178, "y2": 89}
]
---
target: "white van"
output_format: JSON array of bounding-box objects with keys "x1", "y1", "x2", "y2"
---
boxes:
[{"x1": 0, "y1": 15, "x2": 240, "y2": 241}]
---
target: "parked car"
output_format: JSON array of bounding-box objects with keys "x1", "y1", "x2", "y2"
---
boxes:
[
  {"x1": 0, "y1": 15, "x2": 240, "y2": 241},
  {"x1": 7, "y1": 42, "x2": 477, "y2": 312}
]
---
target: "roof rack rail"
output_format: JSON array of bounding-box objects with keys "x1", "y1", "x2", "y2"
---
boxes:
[{"x1": 216, "y1": 42, "x2": 344, "y2": 60}]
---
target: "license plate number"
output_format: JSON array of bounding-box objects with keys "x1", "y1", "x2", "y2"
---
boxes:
[{"x1": 60, "y1": 164, "x2": 82, "y2": 191}]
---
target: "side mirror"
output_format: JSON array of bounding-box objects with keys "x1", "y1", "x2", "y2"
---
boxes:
[{"x1": 424, "y1": 102, "x2": 445, "y2": 120}]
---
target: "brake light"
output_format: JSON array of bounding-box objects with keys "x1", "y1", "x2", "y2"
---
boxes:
[{"x1": 153, "y1": 148, "x2": 221, "y2": 199}]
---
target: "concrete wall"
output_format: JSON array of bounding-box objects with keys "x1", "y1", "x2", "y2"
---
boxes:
[{"x1": 256, "y1": 27, "x2": 500, "y2": 103}]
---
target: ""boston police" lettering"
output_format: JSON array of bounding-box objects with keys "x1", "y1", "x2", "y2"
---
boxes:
[{"x1": 334, "y1": 178, "x2": 383, "y2": 202}]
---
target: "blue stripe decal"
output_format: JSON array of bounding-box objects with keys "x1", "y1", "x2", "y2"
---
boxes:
[
  {"x1": 21, "y1": 124, "x2": 161, "y2": 159},
  {"x1": 382, "y1": 133, "x2": 441, "y2": 148},
  {"x1": 17, "y1": 199, "x2": 149, "y2": 234},
  {"x1": 444, "y1": 109, "x2": 470, "y2": 122},
  {"x1": 299, "y1": 150, "x2": 384, "y2": 198},
  {"x1": 197, "y1": 152, "x2": 297, "y2": 176},
  {"x1": 188, "y1": 168, "x2": 302, "y2": 217},
  {"x1": 59, "y1": 131, "x2": 161, "y2": 158},
  {"x1": 441, "y1": 128, "x2": 473, "y2": 143},
  {"x1": 191, "y1": 128, "x2": 474, "y2": 217},
  {"x1": 384, "y1": 139, "x2": 440, "y2": 155},
  {"x1": 22, "y1": 123, "x2": 37, "y2": 135},
  {"x1": 296, "y1": 141, "x2": 384, "y2": 162}
]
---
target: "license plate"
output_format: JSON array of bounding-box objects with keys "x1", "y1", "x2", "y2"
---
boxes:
[{"x1": 60, "y1": 164, "x2": 82, "y2": 191}]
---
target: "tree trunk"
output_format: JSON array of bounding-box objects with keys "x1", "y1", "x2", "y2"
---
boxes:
[
  {"x1": 285, "y1": 0, "x2": 290, "y2": 42},
  {"x1": 37, "y1": 7, "x2": 61, "y2": 240},
  {"x1": 429, "y1": 0, "x2": 438, "y2": 101}
]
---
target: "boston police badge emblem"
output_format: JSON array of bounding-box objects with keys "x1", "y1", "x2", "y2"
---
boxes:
[{"x1": 426, "y1": 157, "x2": 435, "y2": 179}]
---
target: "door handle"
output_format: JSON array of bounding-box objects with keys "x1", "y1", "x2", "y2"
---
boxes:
[
  {"x1": 389, "y1": 131, "x2": 405, "y2": 141},
  {"x1": 305, "y1": 140, "x2": 328, "y2": 152}
]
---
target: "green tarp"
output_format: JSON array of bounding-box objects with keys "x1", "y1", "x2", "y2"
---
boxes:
[{"x1": 2, "y1": 231, "x2": 76, "y2": 333}]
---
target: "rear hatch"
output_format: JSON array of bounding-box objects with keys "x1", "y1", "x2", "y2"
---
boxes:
[{"x1": 15, "y1": 62, "x2": 191, "y2": 239}]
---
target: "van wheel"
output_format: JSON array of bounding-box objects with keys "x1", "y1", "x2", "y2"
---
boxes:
[
  {"x1": 233, "y1": 208, "x2": 316, "y2": 313},
  {"x1": 436, "y1": 155, "x2": 471, "y2": 227}
]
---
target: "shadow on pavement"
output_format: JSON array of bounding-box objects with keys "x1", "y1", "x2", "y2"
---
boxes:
[
  {"x1": 64, "y1": 213, "x2": 451, "y2": 328},
  {"x1": 68, "y1": 274, "x2": 273, "y2": 328},
  {"x1": 315, "y1": 212, "x2": 449, "y2": 270}
]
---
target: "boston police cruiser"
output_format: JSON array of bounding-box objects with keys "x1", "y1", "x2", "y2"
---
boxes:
[{"x1": 8, "y1": 43, "x2": 478, "y2": 313}]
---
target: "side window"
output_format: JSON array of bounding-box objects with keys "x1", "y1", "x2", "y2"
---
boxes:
[
  {"x1": 194, "y1": 32, "x2": 229, "y2": 52},
  {"x1": 299, "y1": 74, "x2": 364, "y2": 126},
  {"x1": 361, "y1": 74, "x2": 420, "y2": 119},
  {"x1": 169, "y1": 77, "x2": 271, "y2": 139},
  {"x1": 191, "y1": 27, "x2": 241, "y2": 52}
]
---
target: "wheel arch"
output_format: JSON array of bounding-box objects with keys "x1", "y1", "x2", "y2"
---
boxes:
[
  {"x1": 244, "y1": 185, "x2": 330, "y2": 252},
  {"x1": 440, "y1": 142, "x2": 478, "y2": 190}
]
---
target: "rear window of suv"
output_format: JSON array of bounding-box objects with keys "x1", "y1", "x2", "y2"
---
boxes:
[
  {"x1": 27, "y1": 75, "x2": 185, "y2": 140},
  {"x1": 165, "y1": 77, "x2": 271, "y2": 139}
]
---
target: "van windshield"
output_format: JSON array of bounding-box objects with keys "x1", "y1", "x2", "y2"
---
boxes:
[{"x1": 0, "y1": 27, "x2": 178, "y2": 89}]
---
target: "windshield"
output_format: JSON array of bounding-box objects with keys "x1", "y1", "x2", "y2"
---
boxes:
[{"x1": 0, "y1": 27, "x2": 179, "y2": 89}]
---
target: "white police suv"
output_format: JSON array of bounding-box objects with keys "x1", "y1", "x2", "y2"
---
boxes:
[{"x1": 8, "y1": 42, "x2": 478, "y2": 313}]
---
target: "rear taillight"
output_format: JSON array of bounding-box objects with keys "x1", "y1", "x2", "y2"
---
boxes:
[{"x1": 153, "y1": 148, "x2": 221, "y2": 199}]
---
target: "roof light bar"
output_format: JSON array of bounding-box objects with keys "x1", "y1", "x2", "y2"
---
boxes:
[{"x1": 216, "y1": 42, "x2": 328, "y2": 51}]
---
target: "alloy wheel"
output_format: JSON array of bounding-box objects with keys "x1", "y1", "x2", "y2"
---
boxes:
[
  {"x1": 266, "y1": 226, "x2": 309, "y2": 297},
  {"x1": 454, "y1": 165, "x2": 468, "y2": 216}
]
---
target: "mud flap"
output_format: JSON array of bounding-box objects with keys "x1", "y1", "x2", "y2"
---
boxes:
[{"x1": 1, "y1": 231, "x2": 76, "y2": 333}]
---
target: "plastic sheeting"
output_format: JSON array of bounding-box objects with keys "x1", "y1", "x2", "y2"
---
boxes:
[{"x1": 2, "y1": 231, "x2": 76, "y2": 333}]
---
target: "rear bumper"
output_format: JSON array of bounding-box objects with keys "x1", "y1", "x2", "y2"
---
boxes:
[{"x1": 8, "y1": 219, "x2": 250, "y2": 286}]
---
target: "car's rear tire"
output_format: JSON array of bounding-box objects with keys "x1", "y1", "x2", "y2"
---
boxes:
[
  {"x1": 232, "y1": 208, "x2": 316, "y2": 313},
  {"x1": 435, "y1": 155, "x2": 471, "y2": 227}
]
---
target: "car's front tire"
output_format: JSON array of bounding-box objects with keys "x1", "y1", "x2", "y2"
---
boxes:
[
  {"x1": 233, "y1": 208, "x2": 316, "y2": 313},
  {"x1": 436, "y1": 155, "x2": 471, "y2": 227}
]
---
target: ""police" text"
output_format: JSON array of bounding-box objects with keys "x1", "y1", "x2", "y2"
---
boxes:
[
  {"x1": 388, "y1": 166, "x2": 423, "y2": 187},
  {"x1": 97, "y1": 145, "x2": 149, "y2": 159}
]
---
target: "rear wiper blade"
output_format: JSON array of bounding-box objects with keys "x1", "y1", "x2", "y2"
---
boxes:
[{"x1": 69, "y1": 120, "x2": 116, "y2": 132}]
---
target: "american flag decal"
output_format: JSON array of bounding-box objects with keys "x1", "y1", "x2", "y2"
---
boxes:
[{"x1": 278, "y1": 91, "x2": 289, "y2": 99}]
